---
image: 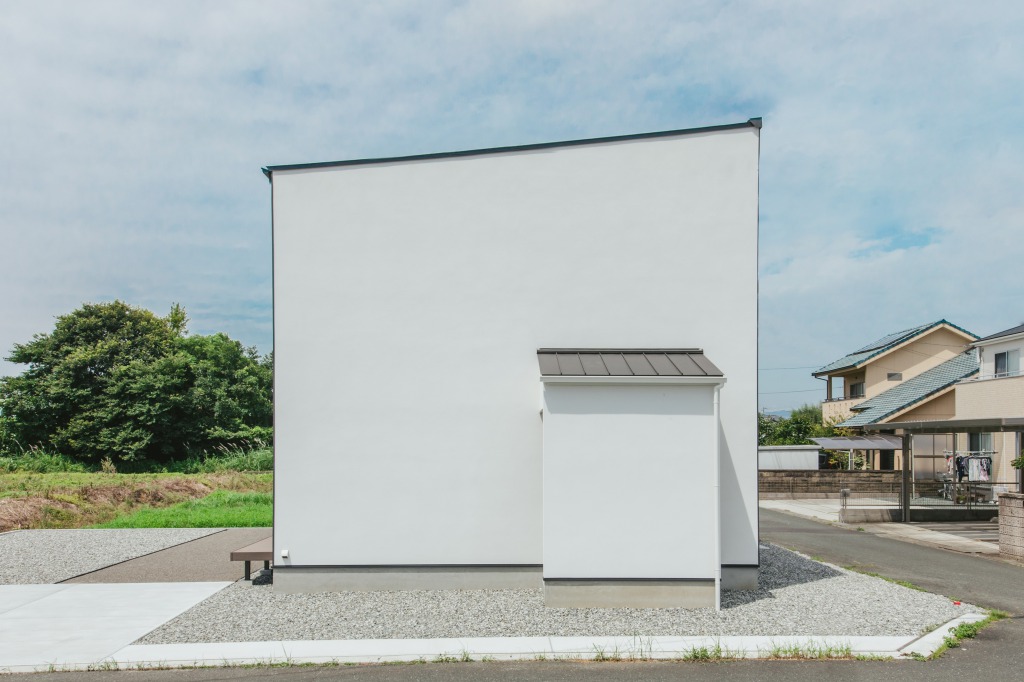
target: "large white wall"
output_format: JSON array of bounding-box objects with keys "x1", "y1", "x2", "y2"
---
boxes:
[{"x1": 271, "y1": 124, "x2": 760, "y2": 569}]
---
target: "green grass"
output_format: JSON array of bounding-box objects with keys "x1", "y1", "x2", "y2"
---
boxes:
[
  {"x1": 92, "y1": 490, "x2": 272, "y2": 528},
  {"x1": 927, "y1": 610, "x2": 1009, "y2": 660},
  {"x1": 0, "y1": 444, "x2": 273, "y2": 475},
  {"x1": 0, "y1": 450, "x2": 90, "y2": 473}
]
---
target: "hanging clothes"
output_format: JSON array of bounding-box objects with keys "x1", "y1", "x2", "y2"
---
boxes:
[{"x1": 955, "y1": 455, "x2": 967, "y2": 482}]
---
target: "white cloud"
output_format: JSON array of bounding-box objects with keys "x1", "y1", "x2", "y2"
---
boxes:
[{"x1": 2, "y1": 1, "x2": 1023, "y2": 408}]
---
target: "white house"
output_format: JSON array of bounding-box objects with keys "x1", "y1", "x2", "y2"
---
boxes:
[{"x1": 265, "y1": 119, "x2": 762, "y2": 608}]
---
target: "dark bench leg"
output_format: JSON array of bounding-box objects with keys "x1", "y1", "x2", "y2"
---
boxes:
[
  {"x1": 263, "y1": 560, "x2": 270, "y2": 571},
  {"x1": 244, "y1": 560, "x2": 251, "y2": 581}
]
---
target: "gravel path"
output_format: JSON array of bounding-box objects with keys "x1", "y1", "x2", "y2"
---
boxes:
[
  {"x1": 0, "y1": 528, "x2": 223, "y2": 584},
  {"x1": 139, "y1": 544, "x2": 978, "y2": 643}
]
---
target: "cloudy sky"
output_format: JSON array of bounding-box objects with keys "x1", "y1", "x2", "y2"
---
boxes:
[{"x1": 2, "y1": 1, "x2": 1022, "y2": 411}]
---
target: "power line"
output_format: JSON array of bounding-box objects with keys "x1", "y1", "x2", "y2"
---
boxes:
[{"x1": 757, "y1": 388, "x2": 823, "y2": 395}]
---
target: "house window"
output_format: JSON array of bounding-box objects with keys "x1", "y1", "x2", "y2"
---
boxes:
[
  {"x1": 887, "y1": 372, "x2": 902, "y2": 381},
  {"x1": 849, "y1": 382, "x2": 865, "y2": 398},
  {"x1": 994, "y1": 350, "x2": 1020, "y2": 378},
  {"x1": 969, "y1": 432, "x2": 993, "y2": 452}
]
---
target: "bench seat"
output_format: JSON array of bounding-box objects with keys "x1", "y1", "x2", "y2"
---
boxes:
[{"x1": 230, "y1": 537, "x2": 273, "y2": 580}]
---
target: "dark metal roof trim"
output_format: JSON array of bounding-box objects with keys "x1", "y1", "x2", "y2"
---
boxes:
[
  {"x1": 538, "y1": 349, "x2": 723, "y2": 377},
  {"x1": 262, "y1": 119, "x2": 762, "y2": 177},
  {"x1": 974, "y1": 322, "x2": 1024, "y2": 344}
]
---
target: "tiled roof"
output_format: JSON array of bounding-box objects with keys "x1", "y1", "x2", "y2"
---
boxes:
[
  {"x1": 975, "y1": 322, "x2": 1024, "y2": 344},
  {"x1": 813, "y1": 320, "x2": 975, "y2": 376},
  {"x1": 537, "y1": 349, "x2": 722, "y2": 377},
  {"x1": 839, "y1": 351, "x2": 979, "y2": 427}
]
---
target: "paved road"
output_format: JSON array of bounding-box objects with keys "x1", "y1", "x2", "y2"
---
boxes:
[
  {"x1": 760, "y1": 509, "x2": 1024, "y2": 613},
  {"x1": 29, "y1": 511, "x2": 1024, "y2": 680}
]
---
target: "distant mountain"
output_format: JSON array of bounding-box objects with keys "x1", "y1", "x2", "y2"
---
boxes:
[{"x1": 762, "y1": 409, "x2": 792, "y2": 419}]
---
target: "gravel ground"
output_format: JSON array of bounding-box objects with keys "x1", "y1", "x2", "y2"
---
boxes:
[
  {"x1": 139, "y1": 544, "x2": 978, "y2": 643},
  {"x1": 0, "y1": 528, "x2": 223, "y2": 584}
]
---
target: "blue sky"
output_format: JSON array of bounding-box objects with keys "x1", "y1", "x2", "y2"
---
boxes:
[{"x1": 2, "y1": 1, "x2": 1023, "y2": 411}]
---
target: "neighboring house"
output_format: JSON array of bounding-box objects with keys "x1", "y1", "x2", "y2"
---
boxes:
[
  {"x1": 953, "y1": 323, "x2": 1024, "y2": 483},
  {"x1": 813, "y1": 321, "x2": 978, "y2": 472},
  {"x1": 266, "y1": 119, "x2": 762, "y2": 609},
  {"x1": 814, "y1": 320, "x2": 978, "y2": 426}
]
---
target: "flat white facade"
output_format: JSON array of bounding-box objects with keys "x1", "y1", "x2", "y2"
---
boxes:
[
  {"x1": 758, "y1": 445, "x2": 820, "y2": 470},
  {"x1": 268, "y1": 121, "x2": 760, "y2": 596},
  {"x1": 975, "y1": 333, "x2": 1024, "y2": 379},
  {"x1": 541, "y1": 378, "x2": 723, "y2": 606}
]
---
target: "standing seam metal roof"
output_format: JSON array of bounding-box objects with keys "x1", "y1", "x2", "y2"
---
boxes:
[
  {"x1": 838, "y1": 351, "x2": 979, "y2": 428},
  {"x1": 813, "y1": 320, "x2": 977, "y2": 376},
  {"x1": 537, "y1": 349, "x2": 723, "y2": 377}
]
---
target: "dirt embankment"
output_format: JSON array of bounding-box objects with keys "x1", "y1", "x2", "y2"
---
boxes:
[{"x1": 0, "y1": 472, "x2": 272, "y2": 531}]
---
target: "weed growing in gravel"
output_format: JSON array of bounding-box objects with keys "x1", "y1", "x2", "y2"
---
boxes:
[
  {"x1": 843, "y1": 566, "x2": 927, "y2": 592},
  {"x1": 853, "y1": 654, "x2": 893, "y2": 661},
  {"x1": 432, "y1": 654, "x2": 460, "y2": 663}
]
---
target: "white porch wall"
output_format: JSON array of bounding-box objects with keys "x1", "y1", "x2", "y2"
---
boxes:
[{"x1": 542, "y1": 383, "x2": 718, "y2": 579}]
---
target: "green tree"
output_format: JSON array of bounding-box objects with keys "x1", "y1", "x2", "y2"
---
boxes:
[
  {"x1": 758, "y1": 403, "x2": 851, "y2": 447},
  {"x1": 0, "y1": 301, "x2": 272, "y2": 464}
]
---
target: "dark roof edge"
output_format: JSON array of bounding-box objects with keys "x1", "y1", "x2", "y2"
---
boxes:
[
  {"x1": 262, "y1": 118, "x2": 762, "y2": 177},
  {"x1": 538, "y1": 348, "x2": 703, "y2": 354},
  {"x1": 974, "y1": 323, "x2": 1024, "y2": 344},
  {"x1": 811, "y1": 319, "x2": 978, "y2": 377}
]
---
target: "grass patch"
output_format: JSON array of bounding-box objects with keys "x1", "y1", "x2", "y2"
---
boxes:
[
  {"x1": 92, "y1": 490, "x2": 272, "y2": 528},
  {"x1": 760, "y1": 640, "x2": 852, "y2": 660},
  {"x1": 0, "y1": 450, "x2": 90, "y2": 474},
  {"x1": 927, "y1": 610, "x2": 1008, "y2": 660},
  {"x1": 0, "y1": 471, "x2": 272, "y2": 531},
  {"x1": 162, "y1": 446, "x2": 274, "y2": 474}
]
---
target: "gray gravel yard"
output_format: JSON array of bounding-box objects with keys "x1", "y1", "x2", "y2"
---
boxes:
[
  {"x1": 139, "y1": 544, "x2": 978, "y2": 643},
  {"x1": 0, "y1": 528, "x2": 223, "y2": 584}
]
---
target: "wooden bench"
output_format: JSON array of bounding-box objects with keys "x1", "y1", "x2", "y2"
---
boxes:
[{"x1": 230, "y1": 537, "x2": 272, "y2": 580}]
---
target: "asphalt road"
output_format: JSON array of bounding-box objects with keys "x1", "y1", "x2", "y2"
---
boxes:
[
  {"x1": 30, "y1": 509, "x2": 1024, "y2": 680},
  {"x1": 760, "y1": 508, "x2": 1024, "y2": 613}
]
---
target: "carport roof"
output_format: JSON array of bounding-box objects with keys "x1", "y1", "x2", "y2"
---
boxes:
[
  {"x1": 810, "y1": 435, "x2": 903, "y2": 450},
  {"x1": 537, "y1": 349, "x2": 723, "y2": 377}
]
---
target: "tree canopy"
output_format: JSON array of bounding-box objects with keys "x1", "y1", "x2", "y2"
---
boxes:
[
  {"x1": 0, "y1": 301, "x2": 272, "y2": 464},
  {"x1": 758, "y1": 403, "x2": 849, "y2": 446}
]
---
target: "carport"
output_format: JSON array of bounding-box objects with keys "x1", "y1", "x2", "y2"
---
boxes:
[{"x1": 863, "y1": 417, "x2": 1024, "y2": 522}]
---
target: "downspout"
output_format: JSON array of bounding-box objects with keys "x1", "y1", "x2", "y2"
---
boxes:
[{"x1": 714, "y1": 385, "x2": 722, "y2": 612}]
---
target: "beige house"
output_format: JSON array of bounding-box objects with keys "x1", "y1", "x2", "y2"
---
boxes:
[
  {"x1": 814, "y1": 320, "x2": 978, "y2": 425},
  {"x1": 813, "y1": 321, "x2": 978, "y2": 472},
  {"x1": 953, "y1": 323, "x2": 1024, "y2": 483}
]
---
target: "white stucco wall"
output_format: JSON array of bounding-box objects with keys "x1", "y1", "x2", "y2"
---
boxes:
[
  {"x1": 271, "y1": 123, "x2": 760, "y2": 569},
  {"x1": 542, "y1": 382, "x2": 719, "y2": 579},
  {"x1": 976, "y1": 335, "x2": 1024, "y2": 378},
  {"x1": 758, "y1": 445, "x2": 820, "y2": 470}
]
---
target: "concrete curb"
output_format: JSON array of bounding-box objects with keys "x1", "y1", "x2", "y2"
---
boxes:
[{"x1": 0, "y1": 614, "x2": 980, "y2": 673}]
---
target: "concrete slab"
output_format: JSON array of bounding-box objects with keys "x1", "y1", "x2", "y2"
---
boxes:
[
  {"x1": 0, "y1": 582, "x2": 229, "y2": 672},
  {"x1": 65, "y1": 528, "x2": 270, "y2": 583}
]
